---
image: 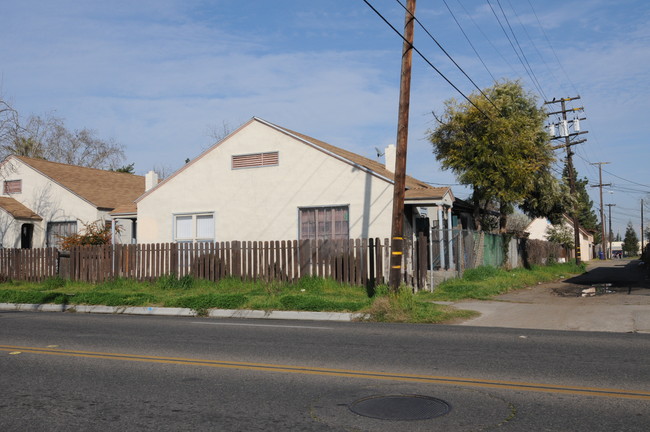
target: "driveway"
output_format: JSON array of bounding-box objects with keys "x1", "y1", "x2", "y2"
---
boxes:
[{"x1": 453, "y1": 259, "x2": 650, "y2": 333}]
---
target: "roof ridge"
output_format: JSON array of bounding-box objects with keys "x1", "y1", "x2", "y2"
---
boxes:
[{"x1": 14, "y1": 155, "x2": 144, "y2": 178}]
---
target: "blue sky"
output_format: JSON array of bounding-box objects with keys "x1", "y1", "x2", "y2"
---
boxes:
[{"x1": 1, "y1": 0, "x2": 648, "y2": 238}]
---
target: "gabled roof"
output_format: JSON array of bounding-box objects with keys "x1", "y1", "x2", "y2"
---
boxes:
[
  {"x1": 8, "y1": 155, "x2": 145, "y2": 210},
  {"x1": 260, "y1": 118, "x2": 452, "y2": 201},
  {"x1": 0, "y1": 197, "x2": 42, "y2": 220},
  {"x1": 138, "y1": 117, "x2": 453, "y2": 203}
]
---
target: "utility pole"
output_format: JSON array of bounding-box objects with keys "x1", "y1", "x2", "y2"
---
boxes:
[
  {"x1": 642, "y1": 199, "x2": 645, "y2": 252},
  {"x1": 606, "y1": 203, "x2": 616, "y2": 259},
  {"x1": 591, "y1": 162, "x2": 611, "y2": 259},
  {"x1": 389, "y1": 0, "x2": 416, "y2": 293},
  {"x1": 545, "y1": 96, "x2": 587, "y2": 264}
]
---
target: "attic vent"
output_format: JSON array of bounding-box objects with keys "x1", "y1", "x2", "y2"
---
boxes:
[
  {"x1": 232, "y1": 151, "x2": 279, "y2": 169},
  {"x1": 3, "y1": 180, "x2": 22, "y2": 194}
]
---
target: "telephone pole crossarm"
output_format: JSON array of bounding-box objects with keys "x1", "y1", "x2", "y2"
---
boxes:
[{"x1": 545, "y1": 96, "x2": 587, "y2": 264}]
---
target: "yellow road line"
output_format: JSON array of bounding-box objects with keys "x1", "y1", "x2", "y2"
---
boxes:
[{"x1": 2, "y1": 345, "x2": 650, "y2": 400}]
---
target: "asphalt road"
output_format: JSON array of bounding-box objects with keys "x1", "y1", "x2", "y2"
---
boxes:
[{"x1": 1, "y1": 312, "x2": 649, "y2": 431}]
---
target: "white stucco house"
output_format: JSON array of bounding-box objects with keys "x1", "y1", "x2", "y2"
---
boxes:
[
  {"x1": 525, "y1": 215, "x2": 595, "y2": 261},
  {"x1": 0, "y1": 155, "x2": 144, "y2": 249},
  {"x1": 132, "y1": 117, "x2": 454, "y2": 247}
]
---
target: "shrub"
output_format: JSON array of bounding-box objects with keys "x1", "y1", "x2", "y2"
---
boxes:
[{"x1": 59, "y1": 220, "x2": 120, "y2": 250}]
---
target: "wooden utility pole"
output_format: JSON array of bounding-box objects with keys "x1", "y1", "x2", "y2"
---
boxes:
[
  {"x1": 389, "y1": 0, "x2": 416, "y2": 292},
  {"x1": 544, "y1": 96, "x2": 587, "y2": 264},
  {"x1": 591, "y1": 162, "x2": 610, "y2": 259},
  {"x1": 606, "y1": 203, "x2": 616, "y2": 259},
  {"x1": 642, "y1": 199, "x2": 645, "y2": 252}
]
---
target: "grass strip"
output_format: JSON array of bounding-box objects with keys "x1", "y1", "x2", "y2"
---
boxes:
[{"x1": 0, "y1": 262, "x2": 585, "y2": 323}]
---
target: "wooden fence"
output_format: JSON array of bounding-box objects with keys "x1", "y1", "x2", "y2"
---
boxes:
[
  {"x1": 0, "y1": 247, "x2": 58, "y2": 282},
  {"x1": 0, "y1": 235, "x2": 434, "y2": 290}
]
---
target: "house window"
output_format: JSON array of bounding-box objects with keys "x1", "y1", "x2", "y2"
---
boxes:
[
  {"x1": 174, "y1": 213, "x2": 215, "y2": 243},
  {"x1": 299, "y1": 206, "x2": 349, "y2": 241},
  {"x1": 232, "y1": 151, "x2": 279, "y2": 169},
  {"x1": 47, "y1": 221, "x2": 78, "y2": 248},
  {"x1": 3, "y1": 180, "x2": 22, "y2": 194}
]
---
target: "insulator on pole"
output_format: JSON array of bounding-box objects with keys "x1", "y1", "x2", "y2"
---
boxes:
[
  {"x1": 548, "y1": 123, "x2": 556, "y2": 137},
  {"x1": 560, "y1": 120, "x2": 569, "y2": 137}
]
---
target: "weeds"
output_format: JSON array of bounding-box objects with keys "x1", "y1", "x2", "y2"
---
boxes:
[
  {"x1": 426, "y1": 262, "x2": 586, "y2": 301},
  {"x1": 0, "y1": 261, "x2": 584, "y2": 323}
]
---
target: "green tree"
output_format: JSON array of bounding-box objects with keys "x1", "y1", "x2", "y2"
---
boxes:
[
  {"x1": 623, "y1": 222, "x2": 639, "y2": 256},
  {"x1": 112, "y1": 163, "x2": 136, "y2": 174},
  {"x1": 622, "y1": 222, "x2": 639, "y2": 256},
  {"x1": 428, "y1": 80, "x2": 558, "y2": 232},
  {"x1": 546, "y1": 224, "x2": 574, "y2": 249}
]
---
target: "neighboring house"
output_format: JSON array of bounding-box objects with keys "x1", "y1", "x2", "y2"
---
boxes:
[
  {"x1": 133, "y1": 117, "x2": 454, "y2": 253},
  {"x1": 525, "y1": 215, "x2": 595, "y2": 261},
  {"x1": 0, "y1": 155, "x2": 145, "y2": 249}
]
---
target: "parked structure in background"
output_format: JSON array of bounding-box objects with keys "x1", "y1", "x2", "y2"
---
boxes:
[
  {"x1": 525, "y1": 215, "x2": 595, "y2": 262},
  {"x1": 0, "y1": 155, "x2": 144, "y2": 249}
]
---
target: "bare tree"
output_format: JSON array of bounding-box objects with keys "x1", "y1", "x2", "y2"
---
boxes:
[
  {"x1": 207, "y1": 120, "x2": 233, "y2": 144},
  {"x1": 153, "y1": 164, "x2": 174, "y2": 180},
  {"x1": 0, "y1": 97, "x2": 125, "y2": 169},
  {"x1": 0, "y1": 99, "x2": 20, "y2": 152}
]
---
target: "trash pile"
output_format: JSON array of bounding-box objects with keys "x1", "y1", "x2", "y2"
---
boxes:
[{"x1": 581, "y1": 283, "x2": 615, "y2": 297}]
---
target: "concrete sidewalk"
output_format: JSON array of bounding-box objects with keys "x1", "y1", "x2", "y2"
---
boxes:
[
  {"x1": 449, "y1": 260, "x2": 650, "y2": 333},
  {"x1": 451, "y1": 293, "x2": 650, "y2": 333}
]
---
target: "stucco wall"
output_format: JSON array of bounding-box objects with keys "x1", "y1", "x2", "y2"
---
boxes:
[
  {"x1": 526, "y1": 217, "x2": 593, "y2": 261},
  {"x1": 0, "y1": 159, "x2": 105, "y2": 248},
  {"x1": 137, "y1": 120, "x2": 395, "y2": 243}
]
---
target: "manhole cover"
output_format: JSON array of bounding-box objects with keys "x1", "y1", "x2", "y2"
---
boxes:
[{"x1": 348, "y1": 394, "x2": 451, "y2": 421}]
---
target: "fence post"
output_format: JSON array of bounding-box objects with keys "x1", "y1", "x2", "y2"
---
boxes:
[{"x1": 299, "y1": 239, "x2": 311, "y2": 278}]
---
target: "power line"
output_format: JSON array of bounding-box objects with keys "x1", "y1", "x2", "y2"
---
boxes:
[
  {"x1": 362, "y1": 0, "x2": 492, "y2": 118},
  {"x1": 526, "y1": 0, "x2": 581, "y2": 96},
  {"x1": 486, "y1": 0, "x2": 547, "y2": 100},
  {"x1": 505, "y1": 0, "x2": 562, "y2": 94},
  {"x1": 603, "y1": 169, "x2": 650, "y2": 189},
  {"x1": 454, "y1": 0, "x2": 518, "y2": 76},
  {"x1": 394, "y1": 0, "x2": 498, "y2": 110},
  {"x1": 441, "y1": 0, "x2": 497, "y2": 83},
  {"x1": 494, "y1": 0, "x2": 547, "y2": 100}
]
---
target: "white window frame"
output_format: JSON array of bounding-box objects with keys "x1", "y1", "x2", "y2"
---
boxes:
[{"x1": 173, "y1": 212, "x2": 215, "y2": 243}]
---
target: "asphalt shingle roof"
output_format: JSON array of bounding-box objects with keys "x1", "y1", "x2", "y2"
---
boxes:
[
  {"x1": 0, "y1": 197, "x2": 42, "y2": 220},
  {"x1": 13, "y1": 156, "x2": 145, "y2": 210},
  {"x1": 266, "y1": 120, "x2": 451, "y2": 201}
]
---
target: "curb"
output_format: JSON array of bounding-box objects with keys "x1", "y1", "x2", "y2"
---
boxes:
[{"x1": 0, "y1": 303, "x2": 364, "y2": 322}]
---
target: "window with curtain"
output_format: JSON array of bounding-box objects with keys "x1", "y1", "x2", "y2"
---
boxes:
[
  {"x1": 173, "y1": 213, "x2": 214, "y2": 243},
  {"x1": 46, "y1": 221, "x2": 77, "y2": 248},
  {"x1": 299, "y1": 206, "x2": 349, "y2": 241}
]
